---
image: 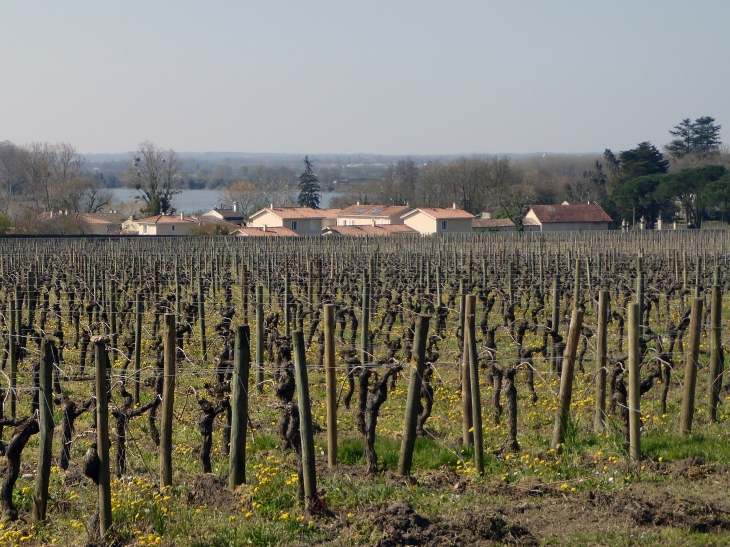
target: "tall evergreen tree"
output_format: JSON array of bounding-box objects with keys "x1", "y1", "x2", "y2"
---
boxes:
[
  {"x1": 297, "y1": 156, "x2": 321, "y2": 209},
  {"x1": 665, "y1": 116, "x2": 722, "y2": 158}
]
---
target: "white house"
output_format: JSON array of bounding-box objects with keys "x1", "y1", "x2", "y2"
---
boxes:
[
  {"x1": 400, "y1": 205, "x2": 474, "y2": 235},
  {"x1": 336, "y1": 204, "x2": 413, "y2": 226},
  {"x1": 201, "y1": 203, "x2": 244, "y2": 224},
  {"x1": 522, "y1": 202, "x2": 612, "y2": 232},
  {"x1": 136, "y1": 213, "x2": 199, "y2": 236},
  {"x1": 247, "y1": 206, "x2": 339, "y2": 235}
]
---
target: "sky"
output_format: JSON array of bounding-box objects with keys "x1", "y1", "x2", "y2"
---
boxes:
[{"x1": 1, "y1": 1, "x2": 728, "y2": 156}]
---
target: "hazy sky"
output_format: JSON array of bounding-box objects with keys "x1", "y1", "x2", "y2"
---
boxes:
[{"x1": 2, "y1": 1, "x2": 728, "y2": 156}]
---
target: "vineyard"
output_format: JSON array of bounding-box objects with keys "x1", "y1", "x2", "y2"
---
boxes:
[{"x1": 1, "y1": 231, "x2": 730, "y2": 546}]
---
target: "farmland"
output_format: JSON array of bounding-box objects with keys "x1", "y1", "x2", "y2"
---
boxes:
[{"x1": 1, "y1": 231, "x2": 730, "y2": 546}]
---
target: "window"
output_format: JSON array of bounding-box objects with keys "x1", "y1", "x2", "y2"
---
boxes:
[
  {"x1": 441, "y1": 220, "x2": 448, "y2": 231},
  {"x1": 143, "y1": 225, "x2": 148, "y2": 234},
  {"x1": 310, "y1": 220, "x2": 317, "y2": 232},
  {"x1": 171, "y1": 225, "x2": 176, "y2": 232},
  {"x1": 291, "y1": 221, "x2": 298, "y2": 231}
]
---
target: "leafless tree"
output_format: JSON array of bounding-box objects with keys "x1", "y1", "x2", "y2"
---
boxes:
[{"x1": 127, "y1": 142, "x2": 181, "y2": 215}]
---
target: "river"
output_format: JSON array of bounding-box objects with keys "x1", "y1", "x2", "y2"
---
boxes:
[{"x1": 108, "y1": 188, "x2": 341, "y2": 213}]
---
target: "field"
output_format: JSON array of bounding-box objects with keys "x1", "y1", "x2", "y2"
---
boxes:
[{"x1": 0, "y1": 231, "x2": 730, "y2": 546}]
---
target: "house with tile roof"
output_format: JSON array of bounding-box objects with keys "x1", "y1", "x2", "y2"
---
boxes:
[
  {"x1": 247, "y1": 206, "x2": 339, "y2": 235},
  {"x1": 322, "y1": 224, "x2": 418, "y2": 237},
  {"x1": 472, "y1": 218, "x2": 516, "y2": 232},
  {"x1": 522, "y1": 202, "x2": 613, "y2": 232},
  {"x1": 201, "y1": 203, "x2": 245, "y2": 223},
  {"x1": 231, "y1": 226, "x2": 299, "y2": 237},
  {"x1": 37, "y1": 211, "x2": 122, "y2": 235},
  {"x1": 400, "y1": 205, "x2": 475, "y2": 234},
  {"x1": 136, "y1": 213, "x2": 199, "y2": 235},
  {"x1": 336, "y1": 204, "x2": 413, "y2": 226}
]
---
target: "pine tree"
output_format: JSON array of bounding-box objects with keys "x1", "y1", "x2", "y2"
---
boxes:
[
  {"x1": 297, "y1": 156, "x2": 321, "y2": 209},
  {"x1": 665, "y1": 116, "x2": 722, "y2": 159}
]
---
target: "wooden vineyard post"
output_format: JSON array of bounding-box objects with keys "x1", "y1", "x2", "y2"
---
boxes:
[
  {"x1": 94, "y1": 337, "x2": 112, "y2": 536},
  {"x1": 229, "y1": 325, "x2": 251, "y2": 489},
  {"x1": 109, "y1": 279, "x2": 117, "y2": 363},
  {"x1": 256, "y1": 285, "x2": 264, "y2": 394},
  {"x1": 594, "y1": 290, "x2": 608, "y2": 432},
  {"x1": 32, "y1": 338, "x2": 54, "y2": 521},
  {"x1": 466, "y1": 308, "x2": 484, "y2": 474},
  {"x1": 360, "y1": 268, "x2": 370, "y2": 366},
  {"x1": 324, "y1": 304, "x2": 338, "y2": 468},
  {"x1": 461, "y1": 292, "x2": 475, "y2": 446},
  {"x1": 680, "y1": 298, "x2": 703, "y2": 436},
  {"x1": 242, "y1": 264, "x2": 249, "y2": 325},
  {"x1": 636, "y1": 256, "x2": 644, "y2": 335},
  {"x1": 551, "y1": 309, "x2": 584, "y2": 450},
  {"x1": 292, "y1": 330, "x2": 317, "y2": 504},
  {"x1": 551, "y1": 274, "x2": 560, "y2": 374},
  {"x1": 8, "y1": 293, "x2": 17, "y2": 417},
  {"x1": 175, "y1": 257, "x2": 181, "y2": 316},
  {"x1": 161, "y1": 314, "x2": 176, "y2": 487},
  {"x1": 628, "y1": 302, "x2": 641, "y2": 460},
  {"x1": 198, "y1": 277, "x2": 207, "y2": 360},
  {"x1": 133, "y1": 292, "x2": 143, "y2": 404},
  {"x1": 398, "y1": 314, "x2": 430, "y2": 477},
  {"x1": 709, "y1": 267, "x2": 723, "y2": 422}
]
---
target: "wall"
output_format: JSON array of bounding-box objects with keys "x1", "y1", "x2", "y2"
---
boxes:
[
  {"x1": 524, "y1": 221, "x2": 610, "y2": 232},
  {"x1": 249, "y1": 211, "x2": 284, "y2": 228},
  {"x1": 404, "y1": 214, "x2": 437, "y2": 234},
  {"x1": 437, "y1": 218, "x2": 473, "y2": 234}
]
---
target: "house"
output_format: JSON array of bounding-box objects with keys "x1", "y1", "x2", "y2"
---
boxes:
[
  {"x1": 522, "y1": 202, "x2": 612, "y2": 232},
  {"x1": 37, "y1": 211, "x2": 122, "y2": 235},
  {"x1": 202, "y1": 203, "x2": 245, "y2": 224},
  {"x1": 136, "y1": 213, "x2": 199, "y2": 236},
  {"x1": 472, "y1": 218, "x2": 516, "y2": 232},
  {"x1": 231, "y1": 226, "x2": 299, "y2": 237},
  {"x1": 336, "y1": 204, "x2": 413, "y2": 226},
  {"x1": 400, "y1": 205, "x2": 474, "y2": 235},
  {"x1": 247, "y1": 206, "x2": 340, "y2": 235},
  {"x1": 322, "y1": 224, "x2": 418, "y2": 237}
]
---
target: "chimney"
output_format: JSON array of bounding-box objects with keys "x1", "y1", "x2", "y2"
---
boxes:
[
  {"x1": 233, "y1": 202, "x2": 237, "y2": 212},
  {"x1": 270, "y1": 203, "x2": 273, "y2": 209},
  {"x1": 452, "y1": 203, "x2": 456, "y2": 209},
  {"x1": 372, "y1": 219, "x2": 376, "y2": 227},
  {"x1": 263, "y1": 224, "x2": 267, "y2": 232},
  {"x1": 180, "y1": 212, "x2": 184, "y2": 220},
  {"x1": 49, "y1": 211, "x2": 53, "y2": 219},
  {"x1": 357, "y1": 201, "x2": 360, "y2": 205}
]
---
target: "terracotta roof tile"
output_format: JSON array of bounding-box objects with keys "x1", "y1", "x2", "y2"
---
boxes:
[
  {"x1": 402, "y1": 207, "x2": 475, "y2": 220},
  {"x1": 338, "y1": 204, "x2": 413, "y2": 217},
  {"x1": 472, "y1": 218, "x2": 515, "y2": 228},
  {"x1": 324, "y1": 224, "x2": 417, "y2": 236},
  {"x1": 233, "y1": 227, "x2": 298, "y2": 237},
  {"x1": 528, "y1": 204, "x2": 612, "y2": 223},
  {"x1": 137, "y1": 215, "x2": 197, "y2": 224}
]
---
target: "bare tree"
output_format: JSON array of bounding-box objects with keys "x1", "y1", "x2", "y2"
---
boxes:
[
  {"x1": 18, "y1": 142, "x2": 85, "y2": 211},
  {"x1": 219, "y1": 181, "x2": 266, "y2": 220},
  {"x1": 128, "y1": 142, "x2": 180, "y2": 216}
]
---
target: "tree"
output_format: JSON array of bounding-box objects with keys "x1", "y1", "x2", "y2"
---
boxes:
[
  {"x1": 700, "y1": 174, "x2": 730, "y2": 224},
  {"x1": 607, "y1": 174, "x2": 675, "y2": 227},
  {"x1": 665, "y1": 116, "x2": 722, "y2": 159},
  {"x1": 605, "y1": 142, "x2": 669, "y2": 190},
  {"x1": 297, "y1": 156, "x2": 321, "y2": 209},
  {"x1": 219, "y1": 181, "x2": 266, "y2": 220},
  {"x1": 128, "y1": 142, "x2": 180, "y2": 216},
  {"x1": 658, "y1": 165, "x2": 727, "y2": 227}
]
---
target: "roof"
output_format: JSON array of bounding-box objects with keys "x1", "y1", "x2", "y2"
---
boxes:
[
  {"x1": 338, "y1": 204, "x2": 412, "y2": 217},
  {"x1": 203, "y1": 208, "x2": 244, "y2": 220},
  {"x1": 527, "y1": 203, "x2": 612, "y2": 224},
  {"x1": 472, "y1": 218, "x2": 515, "y2": 228},
  {"x1": 232, "y1": 227, "x2": 299, "y2": 237},
  {"x1": 401, "y1": 207, "x2": 475, "y2": 220},
  {"x1": 37, "y1": 212, "x2": 119, "y2": 225},
  {"x1": 136, "y1": 214, "x2": 197, "y2": 224},
  {"x1": 250, "y1": 207, "x2": 335, "y2": 220},
  {"x1": 323, "y1": 225, "x2": 418, "y2": 237}
]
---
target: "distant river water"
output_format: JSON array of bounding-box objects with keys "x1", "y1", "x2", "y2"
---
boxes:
[{"x1": 108, "y1": 188, "x2": 341, "y2": 213}]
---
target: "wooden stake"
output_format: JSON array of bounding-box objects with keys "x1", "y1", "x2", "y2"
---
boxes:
[
  {"x1": 466, "y1": 308, "x2": 484, "y2": 474},
  {"x1": 32, "y1": 338, "x2": 54, "y2": 521},
  {"x1": 628, "y1": 302, "x2": 641, "y2": 460},
  {"x1": 292, "y1": 330, "x2": 317, "y2": 504},
  {"x1": 680, "y1": 298, "x2": 703, "y2": 436},
  {"x1": 551, "y1": 309, "x2": 584, "y2": 450},
  {"x1": 161, "y1": 314, "x2": 176, "y2": 487},
  {"x1": 94, "y1": 338, "x2": 112, "y2": 536},
  {"x1": 594, "y1": 290, "x2": 608, "y2": 432},
  {"x1": 709, "y1": 267, "x2": 723, "y2": 422},
  {"x1": 229, "y1": 325, "x2": 251, "y2": 489},
  {"x1": 324, "y1": 304, "x2": 337, "y2": 469},
  {"x1": 398, "y1": 314, "x2": 430, "y2": 476}
]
